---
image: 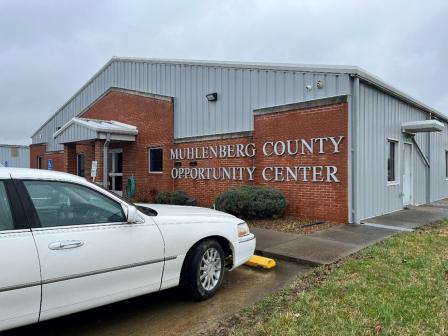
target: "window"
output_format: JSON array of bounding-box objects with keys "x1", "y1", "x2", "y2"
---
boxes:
[
  {"x1": 148, "y1": 147, "x2": 163, "y2": 173},
  {"x1": 77, "y1": 154, "x2": 85, "y2": 177},
  {"x1": 10, "y1": 147, "x2": 19, "y2": 158},
  {"x1": 24, "y1": 181, "x2": 126, "y2": 228},
  {"x1": 387, "y1": 140, "x2": 398, "y2": 183},
  {"x1": 37, "y1": 156, "x2": 43, "y2": 169},
  {"x1": 0, "y1": 182, "x2": 14, "y2": 231},
  {"x1": 445, "y1": 150, "x2": 448, "y2": 178}
]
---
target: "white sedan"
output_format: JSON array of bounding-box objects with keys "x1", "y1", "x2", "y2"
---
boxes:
[{"x1": 0, "y1": 168, "x2": 255, "y2": 332}]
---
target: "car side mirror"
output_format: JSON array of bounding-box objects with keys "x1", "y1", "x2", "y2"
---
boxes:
[{"x1": 126, "y1": 205, "x2": 140, "y2": 224}]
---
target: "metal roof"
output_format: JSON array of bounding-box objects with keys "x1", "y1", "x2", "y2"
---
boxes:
[
  {"x1": 32, "y1": 57, "x2": 447, "y2": 137},
  {"x1": 0, "y1": 144, "x2": 29, "y2": 148},
  {"x1": 53, "y1": 117, "x2": 138, "y2": 144},
  {"x1": 54, "y1": 117, "x2": 137, "y2": 138}
]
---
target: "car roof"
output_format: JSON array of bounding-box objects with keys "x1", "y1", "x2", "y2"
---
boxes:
[{"x1": 0, "y1": 167, "x2": 87, "y2": 184}]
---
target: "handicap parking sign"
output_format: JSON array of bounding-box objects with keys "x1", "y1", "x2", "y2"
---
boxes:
[
  {"x1": 4, "y1": 161, "x2": 8, "y2": 167},
  {"x1": 47, "y1": 159, "x2": 53, "y2": 170}
]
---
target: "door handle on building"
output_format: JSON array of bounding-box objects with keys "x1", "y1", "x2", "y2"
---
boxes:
[{"x1": 49, "y1": 240, "x2": 84, "y2": 250}]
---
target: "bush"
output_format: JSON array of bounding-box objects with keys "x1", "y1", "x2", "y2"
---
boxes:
[
  {"x1": 215, "y1": 186, "x2": 288, "y2": 219},
  {"x1": 155, "y1": 190, "x2": 189, "y2": 205}
]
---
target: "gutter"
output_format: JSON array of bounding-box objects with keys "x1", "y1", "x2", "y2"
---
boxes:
[
  {"x1": 103, "y1": 133, "x2": 111, "y2": 189},
  {"x1": 351, "y1": 77, "x2": 360, "y2": 223},
  {"x1": 350, "y1": 72, "x2": 448, "y2": 123}
]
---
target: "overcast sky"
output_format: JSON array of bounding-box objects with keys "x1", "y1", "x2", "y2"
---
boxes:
[{"x1": 1, "y1": 0, "x2": 447, "y2": 145}]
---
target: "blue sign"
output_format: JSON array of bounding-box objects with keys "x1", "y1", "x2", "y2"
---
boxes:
[
  {"x1": 47, "y1": 159, "x2": 53, "y2": 170},
  {"x1": 4, "y1": 161, "x2": 8, "y2": 167}
]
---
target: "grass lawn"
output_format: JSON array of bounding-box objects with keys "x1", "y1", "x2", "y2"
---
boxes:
[{"x1": 227, "y1": 221, "x2": 448, "y2": 336}]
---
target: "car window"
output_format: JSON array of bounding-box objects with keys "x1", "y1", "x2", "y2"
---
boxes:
[
  {"x1": 0, "y1": 181, "x2": 14, "y2": 231},
  {"x1": 24, "y1": 180, "x2": 126, "y2": 228}
]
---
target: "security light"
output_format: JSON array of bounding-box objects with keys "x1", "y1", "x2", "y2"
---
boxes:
[{"x1": 206, "y1": 92, "x2": 218, "y2": 101}]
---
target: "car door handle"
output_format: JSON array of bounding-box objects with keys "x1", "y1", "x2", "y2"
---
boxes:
[{"x1": 49, "y1": 240, "x2": 84, "y2": 250}]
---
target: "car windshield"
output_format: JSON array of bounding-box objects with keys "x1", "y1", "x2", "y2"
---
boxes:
[{"x1": 84, "y1": 181, "x2": 157, "y2": 216}]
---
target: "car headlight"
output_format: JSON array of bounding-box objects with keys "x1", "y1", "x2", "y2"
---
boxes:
[{"x1": 238, "y1": 222, "x2": 250, "y2": 238}]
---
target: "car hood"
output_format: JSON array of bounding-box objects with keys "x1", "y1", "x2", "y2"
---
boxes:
[{"x1": 135, "y1": 203, "x2": 239, "y2": 220}]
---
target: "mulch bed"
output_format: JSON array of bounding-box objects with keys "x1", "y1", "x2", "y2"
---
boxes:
[{"x1": 247, "y1": 216, "x2": 342, "y2": 235}]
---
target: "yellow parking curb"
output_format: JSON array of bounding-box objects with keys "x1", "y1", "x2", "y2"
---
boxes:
[{"x1": 245, "y1": 255, "x2": 276, "y2": 269}]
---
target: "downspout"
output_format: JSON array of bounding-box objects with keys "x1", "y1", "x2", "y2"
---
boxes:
[
  {"x1": 427, "y1": 112, "x2": 432, "y2": 203},
  {"x1": 350, "y1": 76, "x2": 360, "y2": 223},
  {"x1": 103, "y1": 133, "x2": 111, "y2": 189}
]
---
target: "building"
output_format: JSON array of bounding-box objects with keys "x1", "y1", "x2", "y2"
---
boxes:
[
  {"x1": 0, "y1": 145, "x2": 29, "y2": 168},
  {"x1": 30, "y1": 58, "x2": 448, "y2": 223}
]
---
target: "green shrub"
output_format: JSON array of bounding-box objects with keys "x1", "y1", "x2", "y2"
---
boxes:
[
  {"x1": 155, "y1": 190, "x2": 189, "y2": 205},
  {"x1": 215, "y1": 186, "x2": 288, "y2": 219}
]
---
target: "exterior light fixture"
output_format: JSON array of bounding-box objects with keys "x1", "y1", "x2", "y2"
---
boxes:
[{"x1": 206, "y1": 92, "x2": 218, "y2": 101}]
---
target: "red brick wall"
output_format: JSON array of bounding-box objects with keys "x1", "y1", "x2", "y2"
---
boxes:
[
  {"x1": 30, "y1": 144, "x2": 65, "y2": 171},
  {"x1": 172, "y1": 137, "x2": 255, "y2": 205},
  {"x1": 254, "y1": 103, "x2": 348, "y2": 222},
  {"x1": 73, "y1": 142, "x2": 96, "y2": 180},
  {"x1": 30, "y1": 89, "x2": 348, "y2": 223},
  {"x1": 80, "y1": 90, "x2": 174, "y2": 201}
]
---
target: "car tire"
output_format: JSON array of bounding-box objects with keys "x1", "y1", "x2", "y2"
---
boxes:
[{"x1": 181, "y1": 239, "x2": 225, "y2": 300}]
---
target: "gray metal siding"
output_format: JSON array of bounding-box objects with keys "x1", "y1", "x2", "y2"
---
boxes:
[
  {"x1": 430, "y1": 123, "x2": 448, "y2": 201},
  {"x1": 355, "y1": 82, "x2": 431, "y2": 221},
  {"x1": 0, "y1": 146, "x2": 30, "y2": 168},
  {"x1": 55, "y1": 124, "x2": 98, "y2": 144},
  {"x1": 32, "y1": 59, "x2": 351, "y2": 152}
]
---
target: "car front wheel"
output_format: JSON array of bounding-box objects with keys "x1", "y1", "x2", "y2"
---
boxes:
[{"x1": 181, "y1": 239, "x2": 225, "y2": 300}]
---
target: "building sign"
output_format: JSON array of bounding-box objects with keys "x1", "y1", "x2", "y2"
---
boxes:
[
  {"x1": 47, "y1": 159, "x2": 53, "y2": 170},
  {"x1": 170, "y1": 136, "x2": 344, "y2": 183}
]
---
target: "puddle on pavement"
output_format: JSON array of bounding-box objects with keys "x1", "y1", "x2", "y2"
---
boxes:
[{"x1": 5, "y1": 261, "x2": 312, "y2": 336}]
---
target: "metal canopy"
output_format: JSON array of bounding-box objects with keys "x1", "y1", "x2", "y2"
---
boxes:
[
  {"x1": 53, "y1": 117, "x2": 138, "y2": 144},
  {"x1": 401, "y1": 120, "x2": 445, "y2": 134}
]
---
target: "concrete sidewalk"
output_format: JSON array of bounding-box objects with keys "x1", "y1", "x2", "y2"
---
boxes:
[{"x1": 253, "y1": 198, "x2": 448, "y2": 266}]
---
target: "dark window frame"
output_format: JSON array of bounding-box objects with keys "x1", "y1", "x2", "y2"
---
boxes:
[
  {"x1": 0, "y1": 180, "x2": 16, "y2": 232},
  {"x1": 445, "y1": 150, "x2": 448, "y2": 179},
  {"x1": 37, "y1": 156, "x2": 43, "y2": 169},
  {"x1": 21, "y1": 180, "x2": 127, "y2": 229},
  {"x1": 77, "y1": 153, "x2": 86, "y2": 177},
  {"x1": 387, "y1": 139, "x2": 398, "y2": 183},
  {"x1": 148, "y1": 147, "x2": 163, "y2": 173}
]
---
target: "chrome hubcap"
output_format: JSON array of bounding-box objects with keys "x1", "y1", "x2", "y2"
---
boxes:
[{"x1": 199, "y1": 247, "x2": 222, "y2": 291}]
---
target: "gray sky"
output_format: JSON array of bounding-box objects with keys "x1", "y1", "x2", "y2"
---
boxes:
[{"x1": 1, "y1": 0, "x2": 447, "y2": 145}]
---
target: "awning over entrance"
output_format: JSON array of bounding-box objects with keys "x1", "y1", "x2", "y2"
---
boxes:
[
  {"x1": 53, "y1": 117, "x2": 138, "y2": 190},
  {"x1": 53, "y1": 117, "x2": 138, "y2": 143},
  {"x1": 401, "y1": 120, "x2": 444, "y2": 134}
]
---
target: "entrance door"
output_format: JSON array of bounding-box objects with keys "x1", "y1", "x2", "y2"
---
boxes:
[
  {"x1": 108, "y1": 149, "x2": 123, "y2": 196},
  {"x1": 402, "y1": 143, "x2": 413, "y2": 206}
]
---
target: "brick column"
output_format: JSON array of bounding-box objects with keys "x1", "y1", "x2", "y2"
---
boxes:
[
  {"x1": 63, "y1": 143, "x2": 77, "y2": 174},
  {"x1": 94, "y1": 140, "x2": 105, "y2": 185}
]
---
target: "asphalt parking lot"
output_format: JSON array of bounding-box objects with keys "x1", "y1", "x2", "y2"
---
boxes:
[{"x1": 5, "y1": 261, "x2": 311, "y2": 336}]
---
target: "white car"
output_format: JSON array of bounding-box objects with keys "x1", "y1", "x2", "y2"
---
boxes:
[{"x1": 0, "y1": 168, "x2": 255, "y2": 332}]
